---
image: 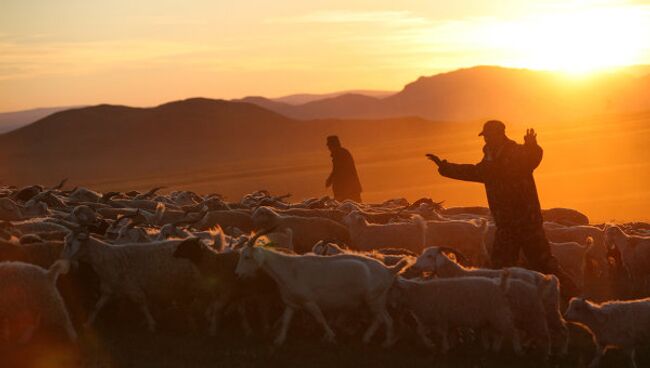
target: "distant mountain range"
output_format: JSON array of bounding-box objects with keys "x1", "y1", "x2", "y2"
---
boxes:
[
  {"x1": 0, "y1": 98, "x2": 439, "y2": 187},
  {"x1": 238, "y1": 66, "x2": 650, "y2": 122},
  {"x1": 0, "y1": 90, "x2": 395, "y2": 133},
  {"x1": 3, "y1": 65, "x2": 649, "y2": 133},
  {"x1": 2, "y1": 64, "x2": 649, "y2": 186},
  {"x1": 0, "y1": 106, "x2": 82, "y2": 134},
  {"x1": 271, "y1": 90, "x2": 395, "y2": 105}
]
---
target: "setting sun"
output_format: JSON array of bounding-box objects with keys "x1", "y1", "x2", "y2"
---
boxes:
[{"x1": 488, "y1": 6, "x2": 649, "y2": 74}]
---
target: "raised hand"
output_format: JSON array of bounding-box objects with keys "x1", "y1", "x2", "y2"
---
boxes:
[
  {"x1": 524, "y1": 128, "x2": 537, "y2": 145},
  {"x1": 426, "y1": 153, "x2": 442, "y2": 166}
]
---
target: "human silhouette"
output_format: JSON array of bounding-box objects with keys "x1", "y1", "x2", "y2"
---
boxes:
[
  {"x1": 325, "y1": 135, "x2": 362, "y2": 203},
  {"x1": 427, "y1": 120, "x2": 577, "y2": 295}
]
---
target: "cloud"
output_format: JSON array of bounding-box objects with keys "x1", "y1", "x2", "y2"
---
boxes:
[
  {"x1": 268, "y1": 10, "x2": 429, "y2": 26},
  {"x1": 0, "y1": 38, "x2": 215, "y2": 81}
]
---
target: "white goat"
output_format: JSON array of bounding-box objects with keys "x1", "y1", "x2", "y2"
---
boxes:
[
  {"x1": 425, "y1": 218, "x2": 489, "y2": 266},
  {"x1": 412, "y1": 247, "x2": 568, "y2": 356},
  {"x1": 605, "y1": 224, "x2": 650, "y2": 296},
  {"x1": 565, "y1": 297, "x2": 650, "y2": 368},
  {"x1": 311, "y1": 241, "x2": 415, "y2": 267},
  {"x1": 0, "y1": 260, "x2": 76, "y2": 343},
  {"x1": 390, "y1": 273, "x2": 521, "y2": 355},
  {"x1": 235, "y1": 245, "x2": 408, "y2": 347},
  {"x1": 61, "y1": 231, "x2": 205, "y2": 332},
  {"x1": 252, "y1": 206, "x2": 349, "y2": 254},
  {"x1": 343, "y1": 211, "x2": 426, "y2": 253}
]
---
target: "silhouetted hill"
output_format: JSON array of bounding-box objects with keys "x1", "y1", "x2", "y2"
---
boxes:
[
  {"x1": 0, "y1": 106, "x2": 83, "y2": 133},
  {"x1": 272, "y1": 90, "x2": 394, "y2": 105},
  {"x1": 0, "y1": 98, "x2": 441, "y2": 186},
  {"x1": 239, "y1": 66, "x2": 650, "y2": 122}
]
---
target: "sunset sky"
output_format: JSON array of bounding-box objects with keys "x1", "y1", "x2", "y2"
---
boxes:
[{"x1": 1, "y1": 0, "x2": 650, "y2": 112}]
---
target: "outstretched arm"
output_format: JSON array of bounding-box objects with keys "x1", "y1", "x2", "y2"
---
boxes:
[{"x1": 426, "y1": 154, "x2": 484, "y2": 183}]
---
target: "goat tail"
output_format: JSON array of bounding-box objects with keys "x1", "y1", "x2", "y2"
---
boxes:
[
  {"x1": 153, "y1": 202, "x2": 166, "y2": 225},
  {"x1": 540, "y1": 274, "x2": 560, "y2": 298},
  {"x1": 47, "y1": 259, "x2": 71, "y2": 283},
  {"x1": 499, "y1": 268, "x2": 511, "y2": 292},
  {"x1": 209, "y1": 224, "x2": 226, "y2": 252},
  {"x1": 389, "y1": 257, "x2": 413, "y2": 275},
  {"x1": 412, "y1": 214, "x2": 427, "y2": 250}
]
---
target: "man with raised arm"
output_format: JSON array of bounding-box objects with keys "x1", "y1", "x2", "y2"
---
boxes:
[{"x1": 427, "y1": 120, "x2": 577, "y2": 295}]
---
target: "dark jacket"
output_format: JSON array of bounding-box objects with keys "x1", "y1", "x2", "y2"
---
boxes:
[
  {"x1": 438, "y1": 138, "x2": 543, "y2": 229},
  {"x1": 328, "y1": 147, "x2": 362, "y2": 201}
]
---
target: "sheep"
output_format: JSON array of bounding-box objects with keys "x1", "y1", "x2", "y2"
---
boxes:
[
  {"x1": 69, "y1": 205, "x2": 99, "y2": 226},
  {"x1": 440, "y1": 206, "x2": 491, "y2": 217},
  {"x1": 274, "y1": 208, "x2": 348, "y2": 224},
  {"x1": 311, "y1": 241, "x2": 415, "y2": 267},
  {"x1": 235, "y1": 244, "x2": 409, "y2": 347},
  {"x1": 255, "y1": 228, "x2": 294, "y2": 252},
  {"x1": 502, "y1": 278, "x2": 551, "y2": 357},
  {"x1": 173, "y1": 235, "x2": 279, "y2": 336},
  {"x1": 133, "y1": 186, "x2": 165, "y2": 201},
  {"x1": 0, "y1": 260, "x2": 76, "y2": 343},
  {"x1": 412, "y1": 247, "x2": 568, "y2": 356},
  {"x1": 605, "y1": 243, "x2": 637, "y2": 301},
  {"x1": 67, "y1": 187, "x2": 103, "y2": 203},
  {"x1": 549, "y1": 240, "x2": 589, "y2": 291},
  {"x1": 0, "y1": 240, "x2": 63, "y2": 270},
  {"x1": 181, "y1": 197, "x2": 230, "y2": 213},
  {"x1": 194, "y1": 209, "x2": 254, "y2": 234},
  {"x1": 6, "y1": 218, "x2": 70, "y2": 234},
  {"x1": 565, "y1": 297, "x2": 650, "y2": 368},
  {"x1": 96, "y1": 207, "x2": 140, "y2": 220},
  {"x1": 545, "y1": 224, "x2": 604, "y2": 251},
  {"x1": 0, "y1": 198, "x2": 49, "y2": 221},
  {"x1": 605, "y1": 224, "x2": 650, "y2": 296},
  {"x1": 25, "y1": 190, "x2": 67, "y2": 209},
  {"x1": 60, "y1": 230, "x2": 207, "y2": 332},
  {"x1": 0, "y1": 198, "x2": 24, "y2": 221},
  {"x1": 109, "y1": 199, "x2": 162, "y2": 211},
  {"x1": 156, "y1": 223, "x2": 224, "y2": 248},
  {"x1": 541, "y1": 207, "x2": 590, "y2": 226},
  {"x1": 566, "y1": 321, "x2": 598, "y2": 367},
  {"x1": 252, "y1": 206, "x2": 350, "y2": 254},
  {"x1": 425, "y1": 218, "x2": 489, "y2": 266},
  {"x1": 112, "y1": 223, "x2": 151, "y2": 244},
  {"x1": 389, "y1": 272, "x2": 522, "y2": 355},
  {"x1": 343, "y1": 211, "x2": 425, "y2": 254}
]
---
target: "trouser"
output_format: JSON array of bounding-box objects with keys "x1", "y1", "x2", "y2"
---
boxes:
[{"x1": 491, "y1": 225, "x2": 579, "y2": 297}]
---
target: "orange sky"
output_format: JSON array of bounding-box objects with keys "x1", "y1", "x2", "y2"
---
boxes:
[{"x1": 1, "y1": 0, "x2": 650, "y2": 112}]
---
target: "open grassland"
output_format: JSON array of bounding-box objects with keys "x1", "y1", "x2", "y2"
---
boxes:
[{"x1": 65, "y1": 112, "x2": 650, "y2": 223}]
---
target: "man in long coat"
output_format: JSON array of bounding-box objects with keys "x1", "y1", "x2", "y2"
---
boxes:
[
  {"x1": 325, "y1": 135, "x2": 362, "y2": 203},
  {"x1": 427, "y1": 120, "x2": 577, "y2": 295}
]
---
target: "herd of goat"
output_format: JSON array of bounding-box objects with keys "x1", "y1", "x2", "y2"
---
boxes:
[{"x1": 1, "y1": 181, "x2": 649, "y2": 367}]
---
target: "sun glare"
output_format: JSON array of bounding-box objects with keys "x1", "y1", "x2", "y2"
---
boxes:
[{"x1": 489, "y1": 7, "x2": 647, "y2": 75}]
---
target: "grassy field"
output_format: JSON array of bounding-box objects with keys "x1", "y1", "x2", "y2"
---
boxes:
[{"x1": 70, "y1": 112, "x2": 650, "y2": 223}]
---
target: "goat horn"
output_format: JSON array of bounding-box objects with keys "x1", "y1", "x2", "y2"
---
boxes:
[
  {"x1": 437, "y1": 247, "x2": 469, "y2": 265},
  {"x1": 50, "y1": 178, "x2": 68, "y2": 190},
  {"x1": 247, "y1": 226, "x2": 279, "y2": 247}
]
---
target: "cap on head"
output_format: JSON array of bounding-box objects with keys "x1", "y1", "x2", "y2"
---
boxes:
[
  {"x1": 326, "y1": 135, "x2": 341, "y2": 147},
  {"x1": 478, "y1": 120, "x2": 506, "y2": 137}
]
